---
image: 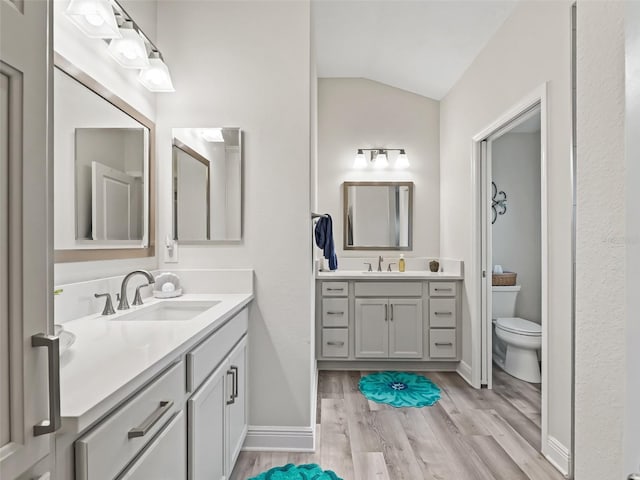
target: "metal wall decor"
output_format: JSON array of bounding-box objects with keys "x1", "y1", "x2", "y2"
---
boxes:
[{"x1": 491, "y1": 181, "x2": 507, "y2": 224}]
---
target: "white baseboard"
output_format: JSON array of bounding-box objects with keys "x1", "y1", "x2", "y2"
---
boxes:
[
  {"x1": 243, "y1": 425, "x2": 315, "y2": 452},
  {"x1": 456, "y1": 360, "x2": 474, "y2": 387},
  {"x1": 543, "y1": 435, "x2": 571, "y2": 477}
]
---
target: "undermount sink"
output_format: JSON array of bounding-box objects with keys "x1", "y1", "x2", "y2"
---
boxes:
[{"x1": 111, "y1": 300, "x2": 220, "y2": 322}]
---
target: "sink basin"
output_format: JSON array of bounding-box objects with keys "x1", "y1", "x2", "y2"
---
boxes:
[{"x1": 112, "y1": 301, "x2": 220, "y2": 322}]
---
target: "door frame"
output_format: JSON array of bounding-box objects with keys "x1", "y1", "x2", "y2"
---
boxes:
[{"x1": 470, "y1": 82, "x2": 550, "y2": 456}]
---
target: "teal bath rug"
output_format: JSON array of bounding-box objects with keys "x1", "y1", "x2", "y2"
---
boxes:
[
  {"x1": 359, "y1": 371, "x2": 441, "y2": 408},
  {"x1": 249, "y1": 463, "x2": 342, "y2": 480}
]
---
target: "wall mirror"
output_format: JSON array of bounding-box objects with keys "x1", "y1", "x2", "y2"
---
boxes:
[
  {"x1": 172, "y1": 127, "x2": 242, "y2": 242},
  {"x1": 343, "y1": 181, "x2": 413, "y2": 250},
  {"x1": 53, "y1": 55, "x2": 155, "y2": 262}
]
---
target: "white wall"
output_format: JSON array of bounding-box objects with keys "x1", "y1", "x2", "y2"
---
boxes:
[
  {"x1": 439, "y1": 0, "x2": 573, "y2": 464},
  {"x1": 156, "y1": 1, "x2": 313, "y2": 430},
  {"x1": 492, "y1": 132, "x2": 542, "y2": 323},
  {"x1": 317, "y1": 78, "x2": 440, "y2": 260},
  {"x1": 53, "y1": 0, "x2": 159, "y2": 285},
  {"x1": 575, "y1": 1, "x2": 626, "y2": 478}
]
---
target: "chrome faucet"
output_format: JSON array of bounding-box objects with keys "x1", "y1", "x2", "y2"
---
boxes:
[
  {"x1": 377, "y1": 255, "x2": 384, "y2": 272},
  {"x1": 117, "y1": 270, "x2": 155, "y2": 310}
]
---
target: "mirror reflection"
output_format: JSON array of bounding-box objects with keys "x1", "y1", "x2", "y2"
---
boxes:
[
  {"x1": 54, "y1": 66, "x2": 151, "y2": 253},
  {"x1": 343, "y1": 182, "x2": 413, "y2": 250},
  {"x1": 172, "y1": 128, "x2": 242, "y2": 242}
]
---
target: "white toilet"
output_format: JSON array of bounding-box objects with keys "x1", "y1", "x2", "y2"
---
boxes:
[{"x1": 492, "y1": 285, "x2": 541, "y2": 383}]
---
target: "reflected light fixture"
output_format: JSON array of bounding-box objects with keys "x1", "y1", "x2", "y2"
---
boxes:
[
  {"x1": 139, "y1": 51, "x2": 175, "y2": 92},
  {"x1": 107, "y1": 21, "x2": 149, "y2": 68},
  {"x1": 395, "y1": 149, "x2": 410, "y2": 169},
  {"x1": 65, "y1": 0, "x2": 121, "y2": 39},
  {"x1": 353, "y1": 149, "x2": 367, "y2": 169},
  {"x1": 353, "y1": 148, "x2": 406, "y2": 169},
  {"x1": 199, "y1": 128, "x2": 224, "y2": 142}
]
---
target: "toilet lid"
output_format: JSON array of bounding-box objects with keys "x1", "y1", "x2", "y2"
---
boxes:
[{"x1": 496, "y1": 317, "x2": 541, "y2": 336}]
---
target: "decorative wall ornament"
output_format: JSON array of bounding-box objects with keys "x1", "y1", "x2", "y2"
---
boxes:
[{"x1": 492, "y1": 181, "x2": 507, "y2": 224}]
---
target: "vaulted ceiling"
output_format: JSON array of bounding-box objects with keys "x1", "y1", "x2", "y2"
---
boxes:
[{"x1": 312, "y1": 0, "x2": 519, "y2": 100}]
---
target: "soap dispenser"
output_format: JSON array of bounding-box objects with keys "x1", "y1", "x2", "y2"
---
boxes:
[{"x1": 399, "y1": 254, "x2": 406, "y2": 272}]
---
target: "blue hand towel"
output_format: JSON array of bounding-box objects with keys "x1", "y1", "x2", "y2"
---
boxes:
[{"x1": 315, "y1": 214, "x2": 338, "y2": 271}]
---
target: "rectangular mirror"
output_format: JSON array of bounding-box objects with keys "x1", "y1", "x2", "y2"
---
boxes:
[
  {"x1": 172, "y1": 127, "x2": 242, "y2": 242},
  {"x1": 343, "y1": 181, "x2": 413, "y2": 250},
  {"x1": 54, "y1": 55, "x2": 155, "y2": 262}
]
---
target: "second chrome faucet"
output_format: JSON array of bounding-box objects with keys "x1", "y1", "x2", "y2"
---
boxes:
[{"x1": 117, "y1": 270, "x2": 155, "y2": 310}]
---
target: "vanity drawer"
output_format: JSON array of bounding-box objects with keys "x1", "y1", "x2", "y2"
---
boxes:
[
  {"x1": 429, "y1": 282, "x2": 457, "y2": 297},
  {"x1": 354, "y1": 282, "x2": 422, "y2": 297},
  {"x1": 429, "y1": 298, "x2": 457, "y2": 328},
  {"x1": 75, "y1": 361, "x2": 185, "y2": 480},
  {"x1": 322, "y1": 282, "x2": 348, "y2": 296},
  {"x1": 187, "y1": 307, "x2": 248, "y2": 392},
  {"x1": 322, "y1": 328, "x2": 349, "y2": 358},
  {"x1": 322, "y1": 298, "x2": 349, "y2": 327},
  {"x1": 429, "y1": 329, "x2": 457, "y2": 358}
]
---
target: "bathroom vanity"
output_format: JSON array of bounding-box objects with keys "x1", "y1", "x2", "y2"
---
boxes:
[
  {"x1": 53, "y1": 277, "x2": 253, "y2": 480},
  {"x1": 315, "y1": 262, "x2": 463, "y2": 369}
]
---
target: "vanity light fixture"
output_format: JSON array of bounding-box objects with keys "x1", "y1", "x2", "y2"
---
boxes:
[
  {"x1": 138, "y1": 51, "x2": 175, "y2": 92},
  {"x1": 65, "y1": 0, "x2": 121, "y2": 39},
  {"x1": 107, "y1": 21, "x2": 150, "y2": 69},
  {"x1": 353, "y1": 148, "x2": 408, "y2": 169}
]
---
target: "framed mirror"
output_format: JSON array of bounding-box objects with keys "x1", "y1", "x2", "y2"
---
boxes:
[
  {"x1": 343, "y1": 181, "x2": 413, "y2": 250},
  {"x1": 172, "y1": 127, "x2": 242, "y2": 242},
  {"x1": 53, "y1": 54, "x2": 155, "y2": 262}
]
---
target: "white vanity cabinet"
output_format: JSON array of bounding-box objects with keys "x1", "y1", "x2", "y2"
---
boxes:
[
  {"x1": 187, "y1": 315, "x2": 248, "y2": 480},
  {"x1": 316, "y1": 278, "x2": 462, "y2": 366},
  {"x1": 60, "y1": 305, "x2": 250, "y2": 480}
]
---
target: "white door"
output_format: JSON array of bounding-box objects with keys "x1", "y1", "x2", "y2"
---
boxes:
[
  {"x1": 355, "y1": 298, "x2": 388, "y2": 358},
  {"x1": 188, "y1": 361, "x2": 228, "y2": 480},
  {"x1": 92, "y1": 161, "x2": 137, "y2": 240},
  {"x1": 119, "y1": 411, "x2": 187, "y2": 480},
  {"x1": 389, "y1": 299, "x2": 423, "y2": 358},
  {"x1": 1, "y1": 1, "x2": 55, "y2": 479},
  {"x1": 226, "y1": 336, "x2": 247, "y2": 477}
]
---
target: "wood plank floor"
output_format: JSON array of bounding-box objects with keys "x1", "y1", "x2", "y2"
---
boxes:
[{"x1": 230, "y1": 367, "x2": 563, "y2": 480}]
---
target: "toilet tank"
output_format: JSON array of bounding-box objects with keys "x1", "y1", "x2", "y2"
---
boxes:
[{"x1": 492, "y1": 285, "x2": 521, "y2": 318}]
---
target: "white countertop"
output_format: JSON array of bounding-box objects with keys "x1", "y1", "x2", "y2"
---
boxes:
[
  {"x1": 316, "y1": 270, "x2": 463, "y2": 280},
  {"x1": 59, "y1": 293, "x2": 253, "y2": 433}
]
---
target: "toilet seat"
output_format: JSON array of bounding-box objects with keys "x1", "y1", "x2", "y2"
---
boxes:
[{"x1": 496, "y1": 317, "x2": 541, "y2": 337}]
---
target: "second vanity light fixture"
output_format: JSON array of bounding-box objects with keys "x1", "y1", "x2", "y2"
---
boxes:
[
  {"x1": 65, "y1": 0, "x2": 175, "y2": 92},
  {"x1": 354, "y1": 148, "x2": 410, "y2": 169}
]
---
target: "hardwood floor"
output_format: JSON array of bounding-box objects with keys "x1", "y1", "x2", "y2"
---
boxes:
[{"x1": 230, "y1": 367, "x2": 563, "y2": 480}]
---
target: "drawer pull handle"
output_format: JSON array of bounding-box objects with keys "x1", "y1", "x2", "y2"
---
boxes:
[
  {"x1": 435, "y1": 342, "x2": 453, "y2": 347},
  {"x1": 326, "y1": 311, "x2": 344, "y2": 315},
  {"x1": 327, "y1": 288, "x2": 344, "y2": 292},
  {"x1": 327, "y1": 341, "x2": 345, "y2": 347},
  {"x1": 390, "y1": 304, "x2": 394, "y2": 321},
  {"x1": 384, "y1": 304, "x2": 388, "y2": 322},
  {"x1": 434, "y1": 312, "x2": 452, "y2": 316},
  {"x1": 435, "y1": 288, "x2": 453, "y2": 292},
  {"x1": 31, "y1": 333, "x2": 61, "y2": 436},
  {"x1": 226, "y1": 369, "x2": 236, "y2": 405},
  {"x1": 231, "y1": 365, "x2": 239, "y2": 399},
  {"x1": 128, "y1": 400, "x2": 174, "y2": 439}
]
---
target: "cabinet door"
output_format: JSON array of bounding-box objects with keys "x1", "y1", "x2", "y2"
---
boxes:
[
  {"x1": 226, "y1": 336, "x2": 247, "y2": 477},
  {"x1": 188, "y1": 361, "x2": 229, "y2": 480},
  {"x1": 355, "y1": 298, "x2": 389, "y2": 358},
  {"x1": 118, "y1": 411, "x2": 186, "y2": 480},
  {"x1": 389, "y1": 299, "x2": 423, "y2": 358}
]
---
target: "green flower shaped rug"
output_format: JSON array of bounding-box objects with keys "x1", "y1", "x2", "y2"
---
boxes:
[
  {"x1": 249, "y1": 463, "x2": 342, "y2": 480},
  {"x1": 359, "y1": 371, "x2": 441, "y2": 408}
]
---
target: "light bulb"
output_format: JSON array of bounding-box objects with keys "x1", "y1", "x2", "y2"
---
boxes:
[
  {"x1": 85, "y1": 13, "x2": 105, "y2": 26},
  {"x1": 353, "y1": 150, "x2": 367, "y2": 169},
  {"x1": 65, "y1": 0, "x2": 121, "y2": 39},
  {"x1": 107, "y1": 23, "x2": 149, "y2": 69},
  {"x1": 139, "y1": 56, "x2": 175, "y2": 92},
  {"x1": 374, "y1": 151, "x2": 388, "y2": 168},
  {"x1": 395, "y1": 150, "x2": 409, "y2": 169}
]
